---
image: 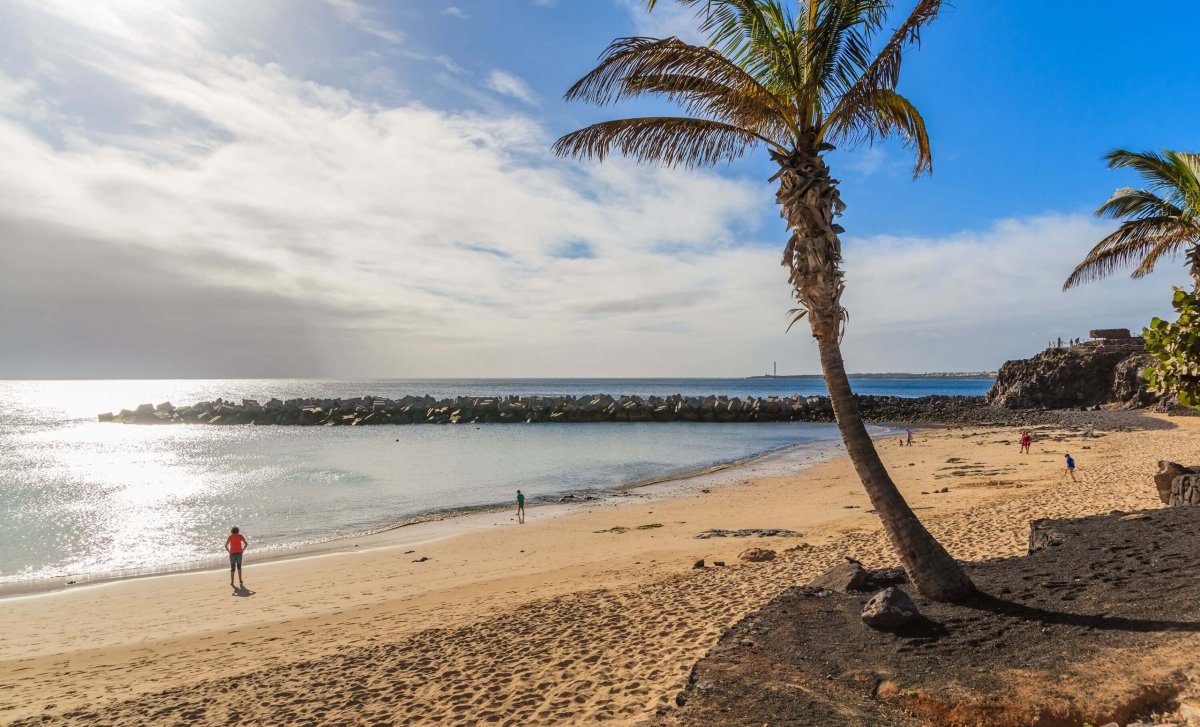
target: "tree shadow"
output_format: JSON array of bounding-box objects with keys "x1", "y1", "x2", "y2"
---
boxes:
[
  {"x1": 963, "y1": 591, "x2": 1200, "y2": 633},
  {"x1": 232, "y1": 585, "x2": 255, "y2": 597}
]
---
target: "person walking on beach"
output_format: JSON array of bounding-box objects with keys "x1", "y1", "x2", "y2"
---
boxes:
[
  {"x1": 516, "y1": 489, "x2": 525, "y2": 524},
  {"x1": 1020, "y1": 431, "x2": 1032, "y2": 454},
  {"x1": 1062, "y1": 454, "x2": 1077, "y2": 482},
  {"x1": 225, "y1": 526, "x2": 248, "y2": 588},
  {"x1": 905, "y1": 429, "x2": 913, "y2": 447}
]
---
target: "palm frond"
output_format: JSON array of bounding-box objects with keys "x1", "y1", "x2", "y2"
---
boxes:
[
  {"x1": 1096, "y1": 187, "x2": 1185, "y2": 221},
  {"x1": 1105, "y1": 149, "x2": 1200, "y2": 215},
  {"x1": 822, "y1": 0, "x2": 943, "y2": 147},
  {"x1": 1131, "y1": 235, "x2": 1192, "y2": 278},
  {"x1": 623, "y1": 72, "x2": 791, "y2": 140},
  {"x1": 564, "y1": 36, "x2": 794, "y2": 144},
  {"x1": 1063, "y1": 218, "x2": 1194, "y2": 289},
  {"x1": 827, "y1": 87, "x2": 931, "y2": 176},
  {"x1": 659, "y1": 0, "x2": 804, "y2": 97},
  {"x1": 552, "y1": 117, "x2": 767, "y2": 168}
]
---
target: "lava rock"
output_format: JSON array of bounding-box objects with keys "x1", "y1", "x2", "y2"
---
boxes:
[
  {"x1": 987, "y1": 345, "x2": 1151, "y2": 409},
  {"x1": 1155, "y1": 460, "x2": 1194, "y2": 504},
  {"x1": 809, "y1": 562, "x2": 868, "y2": 593},
  {"x1": 860, "y1": 587, "x2": 919, "y2": 630}
]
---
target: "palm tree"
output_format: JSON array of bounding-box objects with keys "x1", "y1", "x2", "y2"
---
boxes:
[
  {"x1": 1064, "y1": 149, "x2": 1200, "y2": 291},
  {"x1": 553, "y1": 0, "x2": 974, "y2": 602}
]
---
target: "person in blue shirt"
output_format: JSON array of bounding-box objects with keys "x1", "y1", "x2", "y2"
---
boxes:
[{"x1": 1063, "y1": 454, "x2": 1076, "y2": 482}]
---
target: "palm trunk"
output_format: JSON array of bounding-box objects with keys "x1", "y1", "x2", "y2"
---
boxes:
[{"x1": 774, "y1": 143, "x2": 975, "y2": 603}]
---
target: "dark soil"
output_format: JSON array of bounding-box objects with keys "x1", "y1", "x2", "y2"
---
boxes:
[
  {"x1": 654, "y1": 507, "x2": 1200, "y2": 727},
  {"x1": 862, "y1": 398, "x2": 1178, "y2": 430}
]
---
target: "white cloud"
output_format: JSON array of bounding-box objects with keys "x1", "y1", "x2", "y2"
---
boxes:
[
  {"x1": 444, "y1": 6, "x2": 470, "y2": 19},
  {"x1": 485, "y1": 70, "x2": 539, "y2": 106},
  {"x1": 616, "y1": 0, "x2": 709, "y2": 45},
  {"x1": 833, "y1": 214, "x2": 1186, "y2": 373},
  {"x1": 0, "y1": 1, "x2": 1185, "y2": 379},
  {"x1": 322, "y1": 0, "x2": 403, "y2": 44}
]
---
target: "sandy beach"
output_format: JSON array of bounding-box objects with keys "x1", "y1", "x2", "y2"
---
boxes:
[{"x1": 1, "y1": 415, "x2": 1193, "y2": 726}]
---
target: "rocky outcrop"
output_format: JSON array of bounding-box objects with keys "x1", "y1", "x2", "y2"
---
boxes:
[{"x1": 987, "y1": 346, "x2": 1156, "y2": 410}]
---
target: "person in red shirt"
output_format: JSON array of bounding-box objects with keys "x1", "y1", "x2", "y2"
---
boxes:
[{"x1": 225, "y1": 526, "x2": 248, "y2": 588}]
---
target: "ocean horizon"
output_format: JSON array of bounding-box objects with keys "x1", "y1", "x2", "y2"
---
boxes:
[{"x1": 0, "y1": 377, "x2": 993, "y2": 585}]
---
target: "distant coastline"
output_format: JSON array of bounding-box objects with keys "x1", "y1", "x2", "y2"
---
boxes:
[{"x1": 748, "y1": 372, "x2": 997, "y2": 380}]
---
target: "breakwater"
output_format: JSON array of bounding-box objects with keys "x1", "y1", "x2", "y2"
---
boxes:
[{"x1": 98, "y1": 393, "x2": 994, "y2": 426}]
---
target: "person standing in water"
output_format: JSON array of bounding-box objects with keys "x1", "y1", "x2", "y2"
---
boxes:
[
  {"x1": 516, "y1": 489, "x2": 525, "y2": 524},
  {"x1": 1062, "y1": 454, "x2": 1077, "y2": 482},
  {"x1": 225, "y1": 526, "x2": 248, "y2": 588}
]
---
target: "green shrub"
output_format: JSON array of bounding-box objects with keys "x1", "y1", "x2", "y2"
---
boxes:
[{"x1": 1144, "y1": 287, "x2": 1200, "y2": 408}]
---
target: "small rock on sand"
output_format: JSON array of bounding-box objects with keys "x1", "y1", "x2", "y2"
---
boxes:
[{"x1": 693, "y1": 559, "x2": 705, "y2": 569}]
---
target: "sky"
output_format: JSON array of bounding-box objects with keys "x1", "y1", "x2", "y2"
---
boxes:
[{"x1": 1, "y1": 0, "x2": 1198, "y2": 379}]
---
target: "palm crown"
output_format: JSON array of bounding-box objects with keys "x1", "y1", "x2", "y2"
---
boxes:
[
  {"x1": 553, "y1": 0, "x2": 941, "y2": 176},
  {"x1": 1064, "y1": 149, "x2": 1200, "y2": 291}
]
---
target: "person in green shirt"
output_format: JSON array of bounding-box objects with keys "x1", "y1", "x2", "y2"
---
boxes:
[{"x1": 516, "y1": 489, "x2": 525, "y2": 524}]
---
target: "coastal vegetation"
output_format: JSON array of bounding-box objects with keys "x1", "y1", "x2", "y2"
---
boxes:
[
  {"x1": 1145, "y1": 288, "x2": 1200, "y2": 408},
  {"x1": 553, "y1": 0, "x2": 973, "y2": 601}
]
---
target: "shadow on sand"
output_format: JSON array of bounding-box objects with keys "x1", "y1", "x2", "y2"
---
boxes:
[{"x1": 232, "y1": 585, "x2": 255, "y2": 597}]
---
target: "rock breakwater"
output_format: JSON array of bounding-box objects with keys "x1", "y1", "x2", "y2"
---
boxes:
[{"x1": 98, "y1": 393, "x2": 991, "y2": 427}]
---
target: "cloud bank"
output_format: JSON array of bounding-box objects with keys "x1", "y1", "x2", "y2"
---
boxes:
[{"x1": 0, "y1": 1, "x2": 1185, "y2": 378}]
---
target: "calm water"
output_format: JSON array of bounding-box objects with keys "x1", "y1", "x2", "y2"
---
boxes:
[{"x1": 0, "y1": 377, "x2": 991, "y2": 584}]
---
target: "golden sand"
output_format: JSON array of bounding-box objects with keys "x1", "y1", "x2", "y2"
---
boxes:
[{"x1": 1, "y1": 416, "x2": 1193, "y2": 725}]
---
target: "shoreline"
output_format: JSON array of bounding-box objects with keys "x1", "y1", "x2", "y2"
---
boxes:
[
  {"x1": 1, "y1": 414, "x2": 1192, "y2": 724},
  {"x1": 0, "y1": 402, "x2": 1165, "y2": 599},
  {"x1": 0, "y1": 430, "x2": 855, "y2": 600}
]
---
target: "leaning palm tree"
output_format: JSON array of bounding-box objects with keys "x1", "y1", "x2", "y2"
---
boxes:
[
  {"x1": 554, "y1": 0, "x2": 974, "y2": 602},
  {"x1": 1064, "y1": 149, "x2": 1200, "y2": 291}
]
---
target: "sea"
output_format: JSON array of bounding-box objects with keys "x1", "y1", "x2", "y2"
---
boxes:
[{"x1": 0, "y1": 377, "x2": 993, "y2": 585}]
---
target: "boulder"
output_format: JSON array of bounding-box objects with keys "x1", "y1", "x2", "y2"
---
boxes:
[
  {"x1": 1112, "y1": 354, "x2": 1158, "y2": 407},
  {"x1": 97, "y1": 412, "x2": 114, "y2": 422},
  {"x1": 1171, "y1": 475, "x2": 1200, "y2": 507},
  {"x1": 860, "y1": 586, "x2": 920, "y2": 630},
  {"x1": 1155, "y1": 461, "x2": 1194, "y2": 504},
  {"x1": 809, "y1": 561, "x2": 868, "y2": 593},
  {"x1": 1028, "y1": 518, "x2": 1067, "y2": 553},
  {"x1": 738, "y1": 548, "x2": 776, "y2": 563}
]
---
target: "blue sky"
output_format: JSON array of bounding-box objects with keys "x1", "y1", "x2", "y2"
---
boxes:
[{"x1": 0, "y1": 0, "x2": 1195, "y2": 377}]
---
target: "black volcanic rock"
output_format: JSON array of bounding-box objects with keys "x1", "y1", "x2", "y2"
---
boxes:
[{"x1": 987, "y1": 346, "x2": 1155, "y2": 410}]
